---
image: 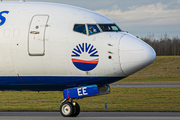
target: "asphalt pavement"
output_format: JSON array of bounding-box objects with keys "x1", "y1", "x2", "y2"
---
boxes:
[{"x1": 0, "y1": 112, "x2": 180, "y2": 120}]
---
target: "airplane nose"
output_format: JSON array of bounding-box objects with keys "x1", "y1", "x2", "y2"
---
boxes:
[{"x1": 119, "y1": 34, "x2": 156, "y2": 75}]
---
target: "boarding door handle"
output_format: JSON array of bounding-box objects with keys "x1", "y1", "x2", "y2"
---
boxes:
[{"x1": 30, "y1": 31, "x2": 40, "y2": 34}]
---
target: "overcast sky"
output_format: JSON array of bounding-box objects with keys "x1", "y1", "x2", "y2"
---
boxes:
[{"x1": 3, "y1": 0, "x2": 180, "y2": 39}]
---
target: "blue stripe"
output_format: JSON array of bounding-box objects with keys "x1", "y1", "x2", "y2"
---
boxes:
[
  {"x1": 73, "y1": 62, "x2": 98, "y2": 71},
  {"x1": 0, "y1": 76, "x2": 125, "y2": 91}
]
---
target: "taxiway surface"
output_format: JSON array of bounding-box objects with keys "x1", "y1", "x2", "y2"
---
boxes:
[{"x1": 0, "y1": 112, "x2": 180, "y2": 120}]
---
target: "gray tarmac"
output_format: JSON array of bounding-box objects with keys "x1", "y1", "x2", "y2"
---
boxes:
[
  {"x1": 0, "y1": 112, "x2": 180, "y2": 120},
  {"x1": 110, "y1": 84, "x2": 180, "y2": 87}
]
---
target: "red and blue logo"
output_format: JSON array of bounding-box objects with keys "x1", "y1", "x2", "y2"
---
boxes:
[{"x1": 71, "y1": 43, "x2": 99, "y2": 71}]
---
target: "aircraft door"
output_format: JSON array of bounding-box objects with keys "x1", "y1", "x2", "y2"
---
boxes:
[{"x1": 28, "y1": 15, "x2": 49, "y2": 56}]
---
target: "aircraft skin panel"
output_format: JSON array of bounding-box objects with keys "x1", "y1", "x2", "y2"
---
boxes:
[{"x1": 1, "y1": 2, "x2": 124, "y2": 76}]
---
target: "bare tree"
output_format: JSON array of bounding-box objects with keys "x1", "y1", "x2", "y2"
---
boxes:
[{"x1": 141, "y1": 33, "x2": 180, "y2": 56}]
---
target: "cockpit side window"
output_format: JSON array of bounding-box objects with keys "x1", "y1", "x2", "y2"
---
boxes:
[
  {"x1": 99, "y1": 24, "x2": 121, "y2": 32},
  {"x1": 88, "y1": 24, "x2": 100, "y2": 35},
  {"x1": 73, "y1": 24, "x2": 87, "y2": 35}
]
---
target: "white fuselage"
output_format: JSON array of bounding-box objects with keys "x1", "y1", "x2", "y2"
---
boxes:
[{"x1": 0, "y1": 2, "x2": 156, "y2": 91}]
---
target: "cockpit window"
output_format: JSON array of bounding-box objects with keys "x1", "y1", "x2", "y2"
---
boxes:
[
  {"x1": 99, "y1": 24, "x2": 121, "y2": 32},
  {"x1": 73, "y1": 24, "x2": 87, "y2": 35},
  {"x1": 88, "y1": 24, "x2": 100, "y2": 35}
]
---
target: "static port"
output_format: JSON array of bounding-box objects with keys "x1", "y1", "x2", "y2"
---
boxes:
[
  {"x1": 108, "y1": 56, "x2": 112, "y2": 59},
  {"x1": 35, "y1": 26, "x2": 39, "y2": 29}
]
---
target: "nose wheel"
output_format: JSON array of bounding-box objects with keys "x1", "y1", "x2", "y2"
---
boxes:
[{"x1": 60, "y1": 100, "x2": 80, "y2": 117}]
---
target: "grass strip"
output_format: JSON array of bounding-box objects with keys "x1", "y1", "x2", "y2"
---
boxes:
[
  {"x1": 0, "y1": 87, "x2": 179, "y2": 112},
  {"x1": 115, "y1": 76, "x2": 180, "y2": 84}
]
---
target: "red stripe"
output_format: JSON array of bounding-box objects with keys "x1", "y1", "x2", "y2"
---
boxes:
[
  {"x1": 72, "y1": 58, "x2": 99, "y2": 64},
  {"x1": 17, "y1": 74, "x2": 32, "y2": 91},
  {"x1": 67, "y1": 89, "x2": 69, "y2": 99}
]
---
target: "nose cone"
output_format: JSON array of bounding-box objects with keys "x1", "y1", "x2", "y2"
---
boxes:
[{"x1": 119, "y1": 34, "x2": 156, "y2": 75}]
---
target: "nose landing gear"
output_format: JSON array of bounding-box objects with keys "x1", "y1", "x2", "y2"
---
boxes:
[
  {"x1": 60, "y1": 85, "x2": 110, "y2": 117},
  {"x1": 60, "y1": 99, "x2": 80, "y2": 117}
]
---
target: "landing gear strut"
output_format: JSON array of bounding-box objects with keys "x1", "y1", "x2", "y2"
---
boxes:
[
  {"x1": 60, "y1": 99, "x2": 80, "y2": 117},
  {"x1": 60, "y1": 85, "x2": 110, "y2": 117}
]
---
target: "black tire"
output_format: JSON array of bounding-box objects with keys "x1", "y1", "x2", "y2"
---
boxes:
[
  {"x1": 60, "y1": 102, "x2": 74, "y2": 117},
  {"x1": 72, "y1": 102, "x2": 80, "y2": 117}
]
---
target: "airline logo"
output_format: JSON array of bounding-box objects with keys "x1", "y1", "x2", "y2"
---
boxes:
[
  {"x1": 71, "y1": 43, "x2": 99, "y2": 71},
  {"x1": 0, "y1": 11, "x2": 9, "y2": 26}
]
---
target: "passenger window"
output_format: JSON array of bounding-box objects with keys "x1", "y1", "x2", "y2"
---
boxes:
[
  {"x1": 88, "y1": 24, "x2": 100, "y2": 35},
  {"x1": 73, "y1": 24, "x2": 87, "y2": 35}
]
